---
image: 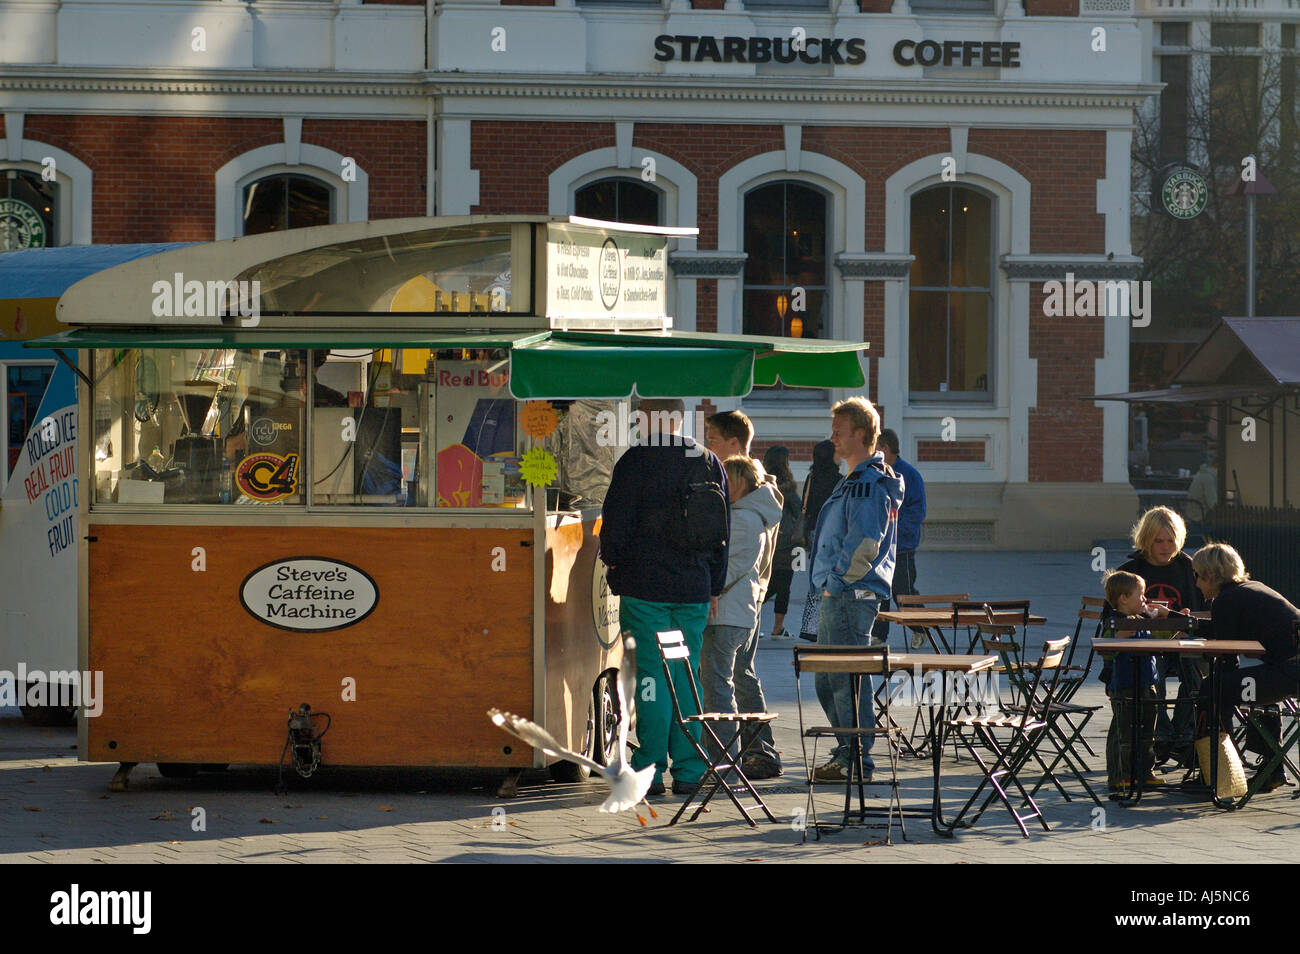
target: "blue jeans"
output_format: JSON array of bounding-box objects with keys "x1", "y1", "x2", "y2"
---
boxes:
[
  {"x1": 814, "y1": 590, "x2": 881, "y2": 771},
  {"x1": 700, "y1": 622, "x2": 782, "y2": 767}
]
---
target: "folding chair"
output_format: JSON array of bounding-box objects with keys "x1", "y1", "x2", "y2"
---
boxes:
[
  {"x1": 793, "y1": 644, "x2": 906, "y2": 844},
  {"x1": 953, "y1": 600, "x2": 1030, "y2": 654},
  {"x1": 654, "y1": 630, "x2": 779, "y2": 827},
  {"x1": 1233, "y1": 621, "x2": 1300, "y2": 808},
  {"x1": 948, "y1": 635, "x2": 1072, "y2": 837},
  {"x1": 895, "y1": 592, "x2": 971, "y2": 654},
  {"x1": 885, "y1": 594, "x2": 970, "y2": 755}
]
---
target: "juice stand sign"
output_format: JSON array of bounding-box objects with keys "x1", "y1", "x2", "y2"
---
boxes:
[{"x1": 0, "y1": 365, "x2": 78, "y2": 673}]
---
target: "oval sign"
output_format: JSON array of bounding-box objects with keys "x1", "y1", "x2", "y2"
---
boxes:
[{"x1": 240, "y1": 557, "x2": 379, "y2": 632}]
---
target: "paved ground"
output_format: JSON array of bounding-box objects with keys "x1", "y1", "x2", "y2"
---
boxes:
[{"x1": 2, "y1": 551, "x2": 1296, "y2": 864}]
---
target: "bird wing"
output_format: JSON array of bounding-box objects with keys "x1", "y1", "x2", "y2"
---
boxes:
[{"x1": 488, "y1": 708, "x2": 605, "y2": 775}]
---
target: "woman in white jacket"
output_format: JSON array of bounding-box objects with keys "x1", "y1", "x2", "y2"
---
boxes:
[{"x1": 699, "y1": 455, "x2": 784, "y2": 771}]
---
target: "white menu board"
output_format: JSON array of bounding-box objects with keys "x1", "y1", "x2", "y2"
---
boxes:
[{"x1": 545, "y1": 223, "x2": 669, "y2": 326}]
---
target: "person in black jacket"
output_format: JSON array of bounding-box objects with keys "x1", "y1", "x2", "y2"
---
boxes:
[
  {"x1": 1188, "y1": 543, "x2": 1300, "y2": 793},
  {"x1": 599, "y1": 398, "x2": 729, "y2": 797},
  {"x1": 796, "y1": 439, "x2": 841, "y2": 641},
  {"x1": 1116, "y1": 506, "x2": 1205, "y2": 764}
]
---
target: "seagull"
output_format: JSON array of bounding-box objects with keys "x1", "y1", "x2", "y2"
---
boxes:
[{"x1": 489, "y1": 635, "x2": 658, "y2": 824}]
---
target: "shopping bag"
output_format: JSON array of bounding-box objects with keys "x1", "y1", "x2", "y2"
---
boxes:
[
  {"x1": 1195, "y1": 732, "x2": 1248, "y2": 799},
  {"x1": 800, "y1": 590, "x2": 821, "y2": 637}
]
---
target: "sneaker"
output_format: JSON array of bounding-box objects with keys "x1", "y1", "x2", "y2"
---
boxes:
[
  {"x1": 647, "y1": 779, "x2": 666, "y2": 797},
  {"x1": 742, "y1": 758, "x2": 784, "y2": 779},
  {"x1": 671, "y1": 779, "x2": 700, "y2": 796},
  {"x1": 910, "y1": 630, "x2": 927, "y2": 650},
  {"x1": 772, "y1": 630, "x2": 796, "y2": 641},
  {"x1": 812, "y1": 761, "x2": 850, "y2": 783},
  {"x1": 798, "y1": 631, "x2": 818, "y2": 643},
  {"x1": 1141, "y1": 775, "x2": 1166, "y2": 789},
  {"x1": 1108, "y1": 780, "x2": 1131, "y2": 799}
]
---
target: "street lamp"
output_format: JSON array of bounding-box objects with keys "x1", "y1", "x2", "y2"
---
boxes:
[{"x1": 1226, "y1": 156, "x2": 1276, "y2": 318}]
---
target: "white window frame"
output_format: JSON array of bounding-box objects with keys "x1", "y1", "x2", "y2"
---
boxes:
[{"x1": 215, "y1": 142, "x2": 368, "y2": 240}]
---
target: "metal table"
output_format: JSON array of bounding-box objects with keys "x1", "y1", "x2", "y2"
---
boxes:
[
  {"x1": 1103, "y1": 637, "x2": 1266, "y2": 808},
  {"x1": 794, "y1": 649, "x2": 999, "y2": 838}
]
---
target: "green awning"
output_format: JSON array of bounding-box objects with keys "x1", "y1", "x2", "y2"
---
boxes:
[
  {"x1": 509, "y1": 339, "x2": 754, "y2": 399},
  {"x1": 26, "y1": 328, "x2": 544, "y2": 350},
  {"x1": 28, "y1": 326, "x2": 867, "y2": 398}
]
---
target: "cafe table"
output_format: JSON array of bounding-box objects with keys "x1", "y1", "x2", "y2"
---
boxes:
[
  {"x1": 1102, "y1": 637, "x2": 1266, "y2": 809},
  {"x1": 794, "y1": 647, "x2": 999, "y2": 838},
  {"x1": 876, "y1": 608, "x2": 1047, "y2": 654}
]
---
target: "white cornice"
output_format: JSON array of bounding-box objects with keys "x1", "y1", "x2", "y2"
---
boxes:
[{"x1": 0, "y1": 67, "x2": 1162, "y2": 110}]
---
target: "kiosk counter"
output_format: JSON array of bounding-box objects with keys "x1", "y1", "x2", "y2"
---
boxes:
[{"x1": 29, "y1": 215, "x2": 868, "y2": 790}]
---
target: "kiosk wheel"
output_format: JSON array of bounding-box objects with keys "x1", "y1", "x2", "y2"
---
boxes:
[{"x1": 550, "y1": 687, "x2": 599, "y2": 783}]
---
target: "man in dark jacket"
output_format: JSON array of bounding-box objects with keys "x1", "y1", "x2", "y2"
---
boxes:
[
  {"x1": 871, "y1": 428, "x2": 926, "y2": 646},
  {"x1": 600, "y1": 398, "x2": 729, "y2": 796}
]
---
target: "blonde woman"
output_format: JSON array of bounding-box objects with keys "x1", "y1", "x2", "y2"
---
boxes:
[
  {"x1": 1188, "y1": 543, "x2": 1300, "y2": 793},
  {"x1": 1116, "y1": 506, "x2": 1204, "y2": 765}
]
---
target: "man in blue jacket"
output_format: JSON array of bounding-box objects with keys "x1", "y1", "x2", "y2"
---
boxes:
[
  {"x1": 872, "y1": 428, "x2": 927, "y2": 647},
  {"x1": 600, "y1": 398, "x2": 729, "y2": 796},
  {"x1": 810, "y1": 397, "x2": 903, "y2": 783}
]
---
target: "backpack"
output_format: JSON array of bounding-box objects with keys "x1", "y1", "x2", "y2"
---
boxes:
[{"x1": 671, "y1": 450, "x2": 730, "y2": 554}]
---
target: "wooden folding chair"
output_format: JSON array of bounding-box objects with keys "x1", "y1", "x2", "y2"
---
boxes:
[
  {"x1": 896, "y1": 592, "x2": 971, "y2": 653},
  {"x1": 654, "y1": 630, "x2": 779, "y2": 827},
  {"x1": 948, "y1": 635, "x2": 1072, "y2": 837},
  {"x1": 953, "y1": 599, "x2": 1030, "y2": 654}
]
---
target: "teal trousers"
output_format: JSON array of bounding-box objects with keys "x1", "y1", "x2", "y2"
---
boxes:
[{"x1": 619, "y1": 596, "x2": 709, "y2": 786}]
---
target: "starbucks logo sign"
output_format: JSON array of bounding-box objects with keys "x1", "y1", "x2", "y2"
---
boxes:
[
  {"x1": 1161, "y1": 168, "x2": 1208, "y2": 220},
  {"x1": 0, "y1": 198, "x2": 47, "y2": 251}
]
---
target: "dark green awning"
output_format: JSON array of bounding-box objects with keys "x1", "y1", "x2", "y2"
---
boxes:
[
  {"x1": 509, "y1": 339, "x2": 754, "y2": 399},
  {"x1": 28, "y1": 326, "x2": 867, "y2": 399}
]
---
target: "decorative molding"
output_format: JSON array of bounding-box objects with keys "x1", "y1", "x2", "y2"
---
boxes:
[
  {"x1": 0, "y1": 69, "x2": 1162, "y2": 110},
  {"x1": 668, "y1": 250, "x2": 747, "y2": 278},
  {"x1": 1000, "y1": 255, "x2": 1144, "y2": 281},
  {"x1": 835, "y1": 252, "x2": 915, "y2": 279}
]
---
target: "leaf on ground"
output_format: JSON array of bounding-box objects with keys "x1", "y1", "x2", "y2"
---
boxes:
[
  {"x1": 41, "y1": 765, "x2": 52, "y2": 772},
  {"x1": 283, "y1": 804, "x2": 302, "y2": 809},
  {"x1": 378, "y1": 806, "x2": 393, "y2": 812},
  {"x1": 166, "y1": 840, "x2": 182, "y2": 845},
  {"x1": 151, "y1": 811, "x2": 175, "y2": 821},
  {"x1": 259, "y1": 817, "x2": 275, "y2": 824},
  {"x1": 23, "y1": 806, "x2": 41, "y2": 812}
]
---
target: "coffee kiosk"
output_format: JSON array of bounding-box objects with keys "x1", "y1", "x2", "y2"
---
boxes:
[{"x1": 31, "y1": 215, "x2": 867, "y2": 791}]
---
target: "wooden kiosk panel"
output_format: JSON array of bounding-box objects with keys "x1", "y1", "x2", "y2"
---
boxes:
[{"x1": 86, "y1": 524, "x2": 533, "y2": 767}]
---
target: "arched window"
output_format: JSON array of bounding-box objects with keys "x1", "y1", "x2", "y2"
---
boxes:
[
  {"x1": 742, "y1": 181, "x2": 827, "y2": 339},
  {"x1": 0, "y1": 168, "x2": 57, "y2": 251},
  {"x1": 908, "y1": 184, "x2": 993, "y2": 400},
  {"x1": 574, "y1": 178, "x2": 661, "y2": 226},
  {"x1": 242, "y1": 174, "x2": 332, "y2": 236}
]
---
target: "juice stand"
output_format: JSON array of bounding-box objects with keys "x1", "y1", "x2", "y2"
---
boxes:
[{"x1": 29, "y1": 215, "x2": 868, "y2": 792}]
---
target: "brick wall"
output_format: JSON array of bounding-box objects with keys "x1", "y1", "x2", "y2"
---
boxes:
[
  {"x1": 965, "y1": 129, "x2": 1106, "y2": 253},
  {"x1": 1024, "y1": 0, "x2": 1079, "y2": 14},
  {"x1": 18, "y1": 116, "x2": 425, "y2": 243},
  {"x1": 917, "y1": 439, "x2": 986, "y2": 462},
  {"x1": 752, "y1": 439, "x2": 821, "y2": 466},
  {"x1": 1026, "y1": 284, "x2": 1104, "y2": 481}
]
